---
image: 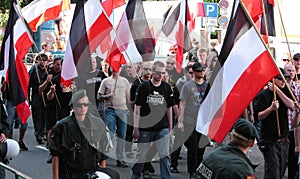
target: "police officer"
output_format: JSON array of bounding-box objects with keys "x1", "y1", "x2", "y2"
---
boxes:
[
  {"x1": 49, "y1": 90, "x2": 119, "y2": 179},
  {"x1": 197, "y1": 119, "x2": 258, "y2": 179}
]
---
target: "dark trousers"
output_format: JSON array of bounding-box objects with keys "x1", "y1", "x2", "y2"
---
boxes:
[
  {"x1": 171, "y1": 123, "x2": 205, "y2": 173},
  {"x1": 31, "y1": 101, "x2": 46, "y2": 138},
  {"x1": 262, "y1": 141, "x2": 289, "y2": 179},
  {"x1": 288, "y1": 132, "x2": 299, "y2": 179}
]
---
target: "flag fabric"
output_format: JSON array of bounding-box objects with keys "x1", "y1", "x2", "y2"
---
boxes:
[
  {"x1": 61, "y1": 0, "x2": 112, "y2": 85},
  {"x1": 261, "y1": 0, "x2": 276, "y2": 36},
  {"x1": 95, "y1": 0, "x2": 126, "y2": 59},
  {"x1": 196, "y1": 0, "x2": 279, "y2": 142},
  {"x1": 0, "y1": 0, "x2": 33, "y2": 124},
  {"x1": 161, "y1": 3, "x2": 180, "y2": 37},
  {"x1": 160, "y1": 0, "x2": 192, "y2": 73},
  {"x1": 102, "y1": 0, "x2": 126, "y2": 17},
  {"x1": 175, "y1": 0, "x2": 192, "y2": 73},
  {"x1": 106, "y1": 0, "x2": 155, "y2": 72},
  {"x1": 22, "y1": 0, "x2": 70, "y2": 32},
  {"x1": 243, "y1": 0, "x2": 262, "y2": 22},
  {"x1": 187, "y1": 0, "x2": 205, "y2": 31}
]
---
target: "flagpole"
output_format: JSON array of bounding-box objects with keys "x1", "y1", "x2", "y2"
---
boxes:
[
  {"x1": 13, "y1": 2, "x2": 62, "y2": 109},
  {"x1": 101, "y1": 7, "x2": 142, "y2": 85},
  {"x1": 239, "y1": 0, "x2": 297, "y2": 102},
  {"x1": 261, "y1": 0, "x2": 281, "y2": 138},
  {"x1": 240, "y1": 0, "x2": 297, "y2": 138},
  {"x1": 12, "y1": 2, "x2": 47, "y2": 108},
  {"x1": 275, "y1": 0, "x2": 295, "y2": 78}
]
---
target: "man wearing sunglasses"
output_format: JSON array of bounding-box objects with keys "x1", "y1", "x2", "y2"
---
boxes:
[
  {"x1": 173, "y1": 62, "x2": 208, "y2": 178},
  {"x1": 166, "y1": 55, "x2": 182, "y2": 86},
  {"x1": 132, "y1": 61, "x2": 175, "y2": 179},
  {"x1": 50, "y1": 90, "x2": 119, "y2": 179}
]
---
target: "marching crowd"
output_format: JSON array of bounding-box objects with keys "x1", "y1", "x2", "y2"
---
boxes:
[{"x1": 1, "y1": 40, "x2": 300, "y2": 179}]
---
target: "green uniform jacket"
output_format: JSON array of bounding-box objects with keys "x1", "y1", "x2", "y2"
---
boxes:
[
  {"x1": 49, "y1": 112, "x2": 109, "y2": 178},
  {"x1": 198, "y1": 143, "x2": 257, "y2": 179}
]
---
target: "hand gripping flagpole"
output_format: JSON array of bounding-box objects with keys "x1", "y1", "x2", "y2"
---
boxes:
[
  {"x1": 261, "y1": 0, "x2": 281, "y2": 138},
  {"x1": 13, "y1": 2, "x2": 62, "y2": 109},
  {"x1": 239, "y1": 0, "x2": 298, "y2": 137}
]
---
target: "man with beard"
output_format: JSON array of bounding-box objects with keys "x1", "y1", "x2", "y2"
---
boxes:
[
  {"x1": 127, "y1": 61, "x2": 156, "y2": 177},
  {"x1": 173, "y1": 62, "x2": 208, "y2": 178},
  {"x1": 132, "y1": 61, "x2": 174, "y2": 179}
]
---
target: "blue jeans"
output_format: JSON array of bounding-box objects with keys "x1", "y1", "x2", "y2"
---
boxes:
[
  {"x1": 132, "y1": 128, "x2": 170, "y2": 179},
  {"x1": 104, "y1": 108, "x2": 127, "y2": 161},
  {"x1": 6, "y1": 100, "x2": 28, "y2": 134}
]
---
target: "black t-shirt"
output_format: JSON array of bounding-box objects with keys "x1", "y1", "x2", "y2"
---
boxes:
[
  {"x1": 130, "y1": 77, "x2": 143, "y2": 102},
  {"x1": 135, "y1": 80, "x2": 174, "y2": 131},
  {"x1": 75, "y1": 70, "x2": 102, "y2": 105},
  {"x1": 254, "y1": 87, "x2": 293, "y2": 143}
]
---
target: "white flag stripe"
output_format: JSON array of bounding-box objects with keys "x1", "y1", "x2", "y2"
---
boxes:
[
  {"x1": 22, "y1": 0, "x2": 62, "y2": 22},
  {"x1": 116, "y1": 13, "x2": 142, "y2": 63},
  {"x1": 84, "y1": 0, "x2": 104, "y2": 31},
  {"x1": 62, "y1": 38, "x2": 77, "y2": 80},
  {"x1": 0, "y1": 37, "x2": 11, "y2": 77},
  {"x1": 197, "y1": 27, "x2": 266, "y2": 134}
]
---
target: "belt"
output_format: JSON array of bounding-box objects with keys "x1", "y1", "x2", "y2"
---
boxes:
[{"x1": 277, "y1": 138, "x2": 289, "y2": 142}]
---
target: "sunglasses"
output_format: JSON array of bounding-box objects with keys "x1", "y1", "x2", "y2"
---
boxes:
[
  {"x1": 73, "y1": 103, "x2": 89, "y2": 107},
  {"x1": 166, "y1": 62, "x2": 175, "y2": 65},
  {"x1": 282, "y1": 59, "x2": 290, "y2": 62},
  {"x1": 143, "y1": 68, "x2": 152, "y2": 71},
  {"x1": 188, "y1": 72, "x2": 193, "y2": 74},
  {"x1": 194, "y1": 70, "x2": 205, "y2": 72},
  {"x1": 154, "y1": 71, "x2": 166, "y2": 75}
]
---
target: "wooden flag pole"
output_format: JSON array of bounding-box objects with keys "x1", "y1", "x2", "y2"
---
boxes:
[
  {"x1": 240, "y1": 0, "x2": 299, "y2": 138},
  {"x1": 275, "y1": 0, "x2": 295, "y2": 79},
  {"x1": 14, "y1": 2, "x2": 62, "y2": 109},
  {"x1": 101, "y1": 6, "x2": 142, "y2": 85},
  {"x1": 261, "y1": 0, "x2": 281, "y2": 138}
]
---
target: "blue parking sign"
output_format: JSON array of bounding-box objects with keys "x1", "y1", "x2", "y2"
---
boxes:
[{"x1": 204, "y1": 3, "x2": 218, "y2": 18}]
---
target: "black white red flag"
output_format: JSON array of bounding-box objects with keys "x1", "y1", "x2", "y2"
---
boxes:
[
  {"x1": 0, "y1": 0, "x2": 33, "y2": 124},
  {"x1": 61, "y1": 0, "x2": 112, "y2": 86},
  {"x1": 196, "y1": 0, "x2": 279, "y2": 142},
  {"x1": 106, "y1": 0, "x2": 155, "y2": 72},
  {"x1": 161, "y1": 0, "x2": 192, "y2": 73}
]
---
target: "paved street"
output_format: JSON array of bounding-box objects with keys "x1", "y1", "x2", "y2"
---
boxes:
[{"x1": 4, "y1": 118, "x2": 288, "y2": 179}]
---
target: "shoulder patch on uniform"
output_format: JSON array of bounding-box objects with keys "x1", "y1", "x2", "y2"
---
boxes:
[
  {"x1": 246, "y1": 175, "x2": 256, "y2": 179},
  {"x1": 197, "y1": 163, "x2": 213, "y2": 179}
]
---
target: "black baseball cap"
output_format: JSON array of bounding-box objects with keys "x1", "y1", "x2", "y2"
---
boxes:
[{"x1": 192, "y1": 62, "x2": 206, "y2": 71}]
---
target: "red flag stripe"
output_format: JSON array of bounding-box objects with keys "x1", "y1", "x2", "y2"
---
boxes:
[
  {"x1": 16, "y1": 102, "x2": 31, "y2": 124},
  {"x1": 15, "y1": 32, "x2": 32, "y2": 98},
  {"x1": 1, "y1": 1, "x2": 33, "y2": 124},
  {"x1": 207, "y1": 51, "x2": 278, "y2": 141},
  {"x1": 102, "y1": 0, "x2": 126, "y2": 17},
  {"x1": 61, "y1": 0, "x2": 112, "y2": 82},
  {"x1": 22, "y1": 0, "x2": 69, "y2": 32},
  {"x1": 196, "y1": 22, "x2": 278, "y2": 142},
  {"x1": 86, "y1": 13, "x2": 112, "y2": 53}
]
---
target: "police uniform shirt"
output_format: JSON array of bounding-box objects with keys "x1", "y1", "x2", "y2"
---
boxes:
[{"x1": 198, "y1": 143, "x2": 256, "y2": 179}]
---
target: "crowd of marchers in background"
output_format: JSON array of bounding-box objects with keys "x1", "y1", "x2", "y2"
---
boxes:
[{"x1": 1, "y1": 39, "x2": 300, "y2": 179}]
